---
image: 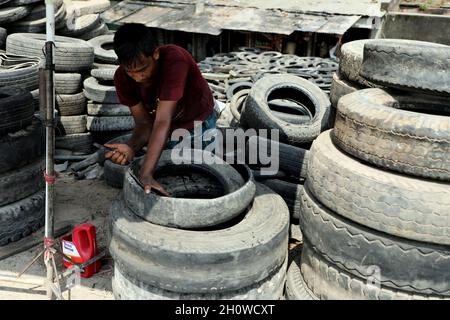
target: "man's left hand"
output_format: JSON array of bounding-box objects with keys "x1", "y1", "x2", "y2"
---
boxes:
[{"x1": 139, "y1": 173, "x2": 171, "y2": 197}]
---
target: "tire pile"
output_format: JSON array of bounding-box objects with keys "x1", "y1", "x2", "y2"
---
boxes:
[
  {"x1": 287, "y1": 39, "x2": 450, "y2": 300},
  {"x1": 108, "y1": 149, "x2": 290, "y2": 299},
  {"x1": 83, "y1": 34, "x2": 134, "y2": 144},
  {"x1": 0, "y1": 87, "x2": 45, "y2": 246},
  {"x1": 198, "y1": 47, "x2": 337, "y2": 104},
  {"x1": 6, "y1": 32, "x2": 96, "y2": 154}
]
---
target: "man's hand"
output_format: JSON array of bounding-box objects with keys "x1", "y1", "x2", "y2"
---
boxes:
[
  {"x1": 104, "y1": 143, "x2": 135, "y2": 165},
  {"x1": 139, "y1": 173, "x2": 171, "y2": 197}
]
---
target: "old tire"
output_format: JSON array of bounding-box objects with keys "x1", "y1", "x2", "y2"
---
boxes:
[
  {"x1": 241, "y1": 74, "x2": 331, "y2": 145},
  {"x1": 338, "y1": 39, "x2": 379, "y2": 87},
  {"x1": 261, "y1": 179, "x2": 303, "y2": 220},
  {"x1": 123, "y1": 150, "x2": 256, "y2": 229},
  {"x1": 300, "y1": 242, "x2": 445, "y2": 300},
  {"x1": 6, "y1": 33, "x2": 94, "y2": 72},
  {"x1": 56, "y1": 92, "x2": 86, "y2": 116},
  {"x1": 0, "y1": 158, "x2": 45, "y2": 207},
  {"x1": 0, "y1": 87, "x2": 34, "y2": 135},
  {"x1": 333, "y1": 88, "x2": 450, "y2": 181},
  {"x1": 59, "y1": 115, "x2": 87, "y2": 134},
  {"x1": 55, "y1": 73, "x2": 82, "y2": 94},
  {"x1": 308, "y1": 130, "x2": 450, "y2": 245},
  {"x1": 285, "y1": 254, "x2": 317, "y2": 300},
  {"x1": 88, "y1": 34, "x2": 117, "y2": 64},
  {"x1": 83, "y1": 77, "x2": 119, "y2": 104},
  {"x1": 109, "y1": 183, "x2": 289, "y2": 293},
  {"x1": 246, "y1": 135, "x2": 309, "y2": 180},
  {"x1": 55, "y1": 132, "x2": 93, "y2": 154},
  {"x1": 86, "y1": 115, "x2": 134, "y2": 132},
  {"x1": 0, "y1": 190, "x2": 45, "y2": 246},
  {"x1": 87, "y1": 102, "x2": 130, "y2": 116},
  {"x1": 0, "y1": 119, "x2": 44, "y2": 174},
  {"x1": 329, "y1": 72, "x2": 363, "y2": 108},
  {"x1": 360, "y1": 39, "x2": 450, "y2": 96}
]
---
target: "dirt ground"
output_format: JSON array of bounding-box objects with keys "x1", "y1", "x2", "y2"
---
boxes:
[{"x1": 0, "y1": 172, "x2": 120, "y2": 300}]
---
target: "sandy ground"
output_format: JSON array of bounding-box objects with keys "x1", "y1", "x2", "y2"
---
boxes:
[{"x1": 0, "y1": 172, "x2": 120, "y2": 300}]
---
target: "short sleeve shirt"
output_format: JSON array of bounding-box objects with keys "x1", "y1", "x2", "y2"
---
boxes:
[{"x1": 114, "y1": 44, "x2": 214, "y2": 131}]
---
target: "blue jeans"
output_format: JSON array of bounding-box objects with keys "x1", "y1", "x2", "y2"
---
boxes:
[{"x1": 165, "y1": 112, "x2": 217, "y2": 150}]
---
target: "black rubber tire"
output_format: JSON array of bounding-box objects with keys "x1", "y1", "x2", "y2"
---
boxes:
[
  {"x1": 360, "y1": 39, "x2": 450, "y2": 96},
  {"x1": 333, "y1": 88, "x2": 450, "y2": 181},
  {"x1": 0, "y1": 6, "x2": 31, "y2": 25},
  {"x1": 0, "y1": 118, "x2": 44, "y2": 174},
  {"x1": 338, "y1": 39, "x2": 379, "y2": 87},
  {"x1": 241, "y1": 74, "x2": 331, "y2": 145},
  {"x1": 7, "y1": 3, "x2": 66, "y2": 33},
  {"x1": 109, "y1": 183, "x2": 289, "y2": 293},
  {"x1": 6, "y1": 33, "x2": 94, "y2": 72},
  {"x1": 0, "y1": 27, "x2": 6, "y2": 49},
  {"x1": 78, "y1": 22, "x2": 109, "y2": 41},
  {"x1": 58, "y1": 13, "x2": 102, "y2": 37},
  {"x1": 83, "y1": 77, "x2": 119, "y2": 104},
  {"x1": 0, "y1": 157, "x2": 44, "y2": 207},
  {"x1": 55, "y1": 132, "x2": 93, "y2": 154},
  {"x1": 7, "y1": 0, "x2": 41, "y2": 5},
  {"x1": 226, "y1": 81, "x2": 253, "y2": 101},
  {"x1": 56, "y1": 92, "x2": 86, "y2": 116},
  {"x1": 87, "y1": 102, "x2": 130, "y2": 116},
  {"x1": 0, "y1": 86, "x2": 34, "y2": 135},
  {"x1": 123, "y1": 150, "x2": 257, "y2": 229},
  {"x1": 261, "y1": 179, "x2": 303, "y2": 220},
  {"x1": 300, "y1": 242, "x2": 445, "y2": 300},
  {"x1": 55, "y1": 73, "x2": 82, "y2": 94},
  {"x1": 26, "y1": 0, "x2": 64, "y2": 21},
  {"x1": 299, "y1": 186, "x2": 450, "y2": 297},
  {"x1": 309, "y1": 130, "x2": 450, "y2": 245},
  {"x1": 113, "y1": 257, "x2": 287, "y2": 300},
  {"x1": 86, "y1": 115, "x2": 134, "y2": 132},
  {"x1": 0, "y1": 190, "x2": 45, "y2": 246},
  {"x1": 285, "y1": 253, "x2": 317, "y2": 300},
  {"x1": 0, "y1": 54, "x2": 41, "y2": 91},
  {"x1": 246, "y1": 135, "x2": 309, "y2": 180},
  {"x1": 88, "y1": 34, "x2": 117, "y2": 64},
  {"x1": 59, "y1": 115, "x2": 87, "y2": 134},
  {"x1": 329, "y1": 72, "x2": 363, "y2": 108}
]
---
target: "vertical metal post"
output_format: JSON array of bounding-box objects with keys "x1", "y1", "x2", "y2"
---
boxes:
[{"x1": 44, "y1": 0, "x2": 56, "y2": 300}]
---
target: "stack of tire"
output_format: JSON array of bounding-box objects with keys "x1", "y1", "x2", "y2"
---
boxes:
[
  {"x1": 0, "y1": 87, "x2": 45, "y2": 246},
  {"x1": 2, "y1": 0, "x2": 67, "y2": 34},
  {"x1": 287, "y1": 39, "x2": 450, "y2": 300},
  {"x1": 83, "y1": 34, "x2": 133, "y2": 144},
  {"x1": 0, "y1": 51, "x2": 42, "y2": 109},
  {"x1": 6, "y1": 32, "x2": 95, "y2": 155},
  {"x1": 108, "y1": 149, "x2": 290, "y2": 299},
  {"x1": 235, "y1": 74, "x2": 331, "y2": 242}
]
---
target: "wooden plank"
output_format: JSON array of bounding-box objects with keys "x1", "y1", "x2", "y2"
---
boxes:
[{"x1": 0, "y1": 221, "x2": 75, "y2": 262}]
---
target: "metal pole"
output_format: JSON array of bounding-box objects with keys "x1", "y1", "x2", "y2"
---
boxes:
[{"x1": 44, "y1": 0, "x2": 56, "y2": 300}]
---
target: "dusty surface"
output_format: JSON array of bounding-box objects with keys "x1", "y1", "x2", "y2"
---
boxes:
[{"x1": 0, "y1": 172, "x2": 120, "y2": 300}]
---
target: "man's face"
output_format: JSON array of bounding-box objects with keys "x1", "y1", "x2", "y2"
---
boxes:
[{"x1": 124, "y1": 51, "x2": 159, "y2": 84}]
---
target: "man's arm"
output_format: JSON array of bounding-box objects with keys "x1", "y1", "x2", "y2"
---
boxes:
[{"x1": 139, "y1": 100, "x2": 178, "y2": 195}]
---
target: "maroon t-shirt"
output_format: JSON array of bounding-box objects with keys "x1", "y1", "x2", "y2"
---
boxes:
[{"x1": 114, "y1": 44, "x2": 214, "y2": 131}]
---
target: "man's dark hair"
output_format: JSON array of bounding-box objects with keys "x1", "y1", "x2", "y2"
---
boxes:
[{"x1": 113, "y1": 23, "x2": 156, "y2": 67}]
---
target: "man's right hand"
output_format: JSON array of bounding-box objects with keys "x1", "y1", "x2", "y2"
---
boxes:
[{"x1": 104, "y1": 143, "x2": 135, "y2": 165}]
